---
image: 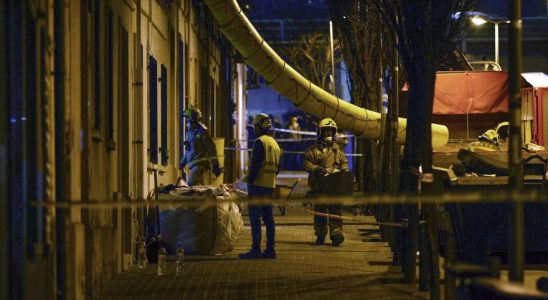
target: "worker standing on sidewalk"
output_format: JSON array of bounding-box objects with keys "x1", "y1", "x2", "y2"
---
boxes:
[
  {"x1": 239, "y1": 113, "x2": 281, "y2": 259},
  {"x1": 180, "y1": 107, "x2": 222, "y2": 186},
  {"x1": 304, "y1": 118, "x2": 350, "y2": 246}
]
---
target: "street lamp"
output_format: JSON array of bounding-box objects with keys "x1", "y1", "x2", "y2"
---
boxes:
[{"x1": 471, "y1": 15, "x2": 510, "y2": 66}]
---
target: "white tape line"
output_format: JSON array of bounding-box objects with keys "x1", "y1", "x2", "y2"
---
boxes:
[
  {"x1": 224, "y1": 147, "x2": 363, "y2": 157},
  {"x1": 271, "y1": 127, "x2": 355, "y2": 138}
]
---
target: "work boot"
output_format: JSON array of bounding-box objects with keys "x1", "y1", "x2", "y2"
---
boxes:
[
  {"x1": 238, "y1": 248, "x2": 262, "y2": 259},
  {"x1": 262, "y1": 248, "x2": 277, "y2": 259},
  {"x1": 331, "y1": 234, "x2": 344, "y2": 246},
  {"x1": 315, "y1": 235, "x2": 325, "y2": 245}
]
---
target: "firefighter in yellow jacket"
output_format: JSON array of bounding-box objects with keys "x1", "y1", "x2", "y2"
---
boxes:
[
  {"x1": 467, "y1": 129, "x2": 501, "y2": 152},
  {"x1": 304, "y1": 118, "x2": 349, "y2": 246},
  {"x1": 180, "y1": 108, "x2": 222, "y2": 186},
  {"x1": 239, "y1": 113, "x2": 281, "y2": 259}
]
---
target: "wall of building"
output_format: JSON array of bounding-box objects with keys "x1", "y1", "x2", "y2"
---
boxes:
[{"x1": 2, "y1": 0, "x2": 234, "y2": 299}]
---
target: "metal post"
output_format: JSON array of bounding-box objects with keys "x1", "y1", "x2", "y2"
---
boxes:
[
  {"x1": 495, "y1": 22, "x2": 499, "y2": 65},
  {"x1": 378, "y1": 35, "x2": 384, "y2": 114},
  {"x1": 390, "y1": 39, "x2": 399, "y2": 194},
  {"x1": 0, "y1": 2, "x2": 8, "y2": 298},
  {"x1": 445, "y1": 233, "x2": 457, "y2": 300},
  {"x1": 425, "y1": 204, "x2": 441, "y2": 300},
  {"x1": 508, "y1": 0, "x2": 524, "y2": 283},
  {"x1": 153, "y1": 169, "x2": 161, "y2": 234},
  {"x1": 54, "y1": 0, "x2": 67, "y2": 298},
  {"x1": 134, "y1": 0, "x2": 146, "y2": 251},
  {"x1": 236, "y1": 63, "x2": 246, "y2": 177},
  {"x1": 279, "y1": 20, "x2": 285, "y2": 42},
  {"x1": 389, "y1": 38, "x2": 399, "y2": 246},
  {"x1": 419, "y1": 218, "x2": 430, "y2": 291},
  {"x1": 403, "y1": 205, "x2": 418, "y2": 283},
  {"x1": 329, "y1": 20, "x2": 335, "y2": 95}
]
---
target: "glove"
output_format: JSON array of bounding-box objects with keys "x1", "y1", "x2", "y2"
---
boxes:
[
  {"x1": 213, "y1": 165, "x2": 223, "y2": 177},
  {"x1": 315, "y1": 167, "x2": 327, "y2": 176}
]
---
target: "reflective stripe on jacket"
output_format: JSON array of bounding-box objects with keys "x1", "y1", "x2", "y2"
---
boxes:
[
  {"x1": 180, "y1": 123, "x2": 219, "y2": 169},
  {"x1": 249, "y1": 135, "x2": 281, "y2": 188}
]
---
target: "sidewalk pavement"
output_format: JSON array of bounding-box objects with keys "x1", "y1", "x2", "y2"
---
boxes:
[
  {"x1": 100, "y1": 170, "x2": 548, "y2": 299},
  {"x1": 100, "y1": 209, "x2": 428, "y2": 300}
]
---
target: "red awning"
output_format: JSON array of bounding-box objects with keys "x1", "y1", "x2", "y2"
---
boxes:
[{"x1": 433, "y1": 71, "x2": 508, "y2": 115}]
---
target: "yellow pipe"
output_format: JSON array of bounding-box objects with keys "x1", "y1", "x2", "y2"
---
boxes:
[{"x1": 204, "y1": 0, "x2": 449, "y2": 147}]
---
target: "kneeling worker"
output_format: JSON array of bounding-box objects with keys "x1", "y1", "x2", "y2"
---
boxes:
[
  {"x1": 304, "y1": 118, "x2": 349, "y2": 246},
  {"x1": 180, "y1": 107, "x2": 222, "y2": 186},
  {"x1": 239, "y1": 113, "x2": 281, "y2": 259},
  {"x1": 466, "y1": 129, "x2": 500, "y2": 152}
]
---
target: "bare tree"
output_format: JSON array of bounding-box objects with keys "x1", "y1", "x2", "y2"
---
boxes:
[
  {"x1": 279, "y1": 32, "x2": 342, "y2": 91},
  {"x1": 326, "y1": 0, "x2": 393, "y2": 194},
  {"x1": 328, "y1": 0, "x2": 474, "y2": 297},
  {"x1": 370, "y1": 1, "x2": 474, "y2": 297},
  {"x1": 371, "y1": 0, "x2": 473, "y2": 192}
]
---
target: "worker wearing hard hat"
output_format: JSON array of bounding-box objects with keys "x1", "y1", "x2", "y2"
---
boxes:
[
  {"x1": 180, "y1": 107, "x2": 222, "y2": 185},
  {"x1": 467, "y1": 121, "x2": 509, "y2": 152},
  {"x1": 467, "y1": 129, "x2": 502, "y2": 152},
  {"x1": 239, "y1": 113, "x2": 281, "y2": 259},
  {"x1": 304, "y1": 118, "x2": 349, "y2": 246}
]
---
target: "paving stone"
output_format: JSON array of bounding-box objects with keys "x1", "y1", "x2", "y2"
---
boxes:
[{"x1": 101, "y1": 210, "x2": 428, "y2": 299}]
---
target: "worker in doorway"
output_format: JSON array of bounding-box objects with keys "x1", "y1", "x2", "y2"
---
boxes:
[
  {"x1": 239, "y1": 113, "x2": 281, "y2": 259},
  {"x1": 180, "y1": 107, "x2": 222, "y2": 186},
  {"x1": 304, "y1": 118, "x2": 349, "y2": 246}
]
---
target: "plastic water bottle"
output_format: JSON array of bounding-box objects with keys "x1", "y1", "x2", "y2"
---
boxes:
[
  {"x1": 157, "y1": 247, "x2": 167, "y2": 276},
  {"x1": 176, "y1": 249, "x2": 184, "y2": 276}
]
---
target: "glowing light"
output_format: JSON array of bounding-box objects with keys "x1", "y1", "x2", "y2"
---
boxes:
[{"x1": 471, "y1": 16, "x2": 487, "y2": 26}]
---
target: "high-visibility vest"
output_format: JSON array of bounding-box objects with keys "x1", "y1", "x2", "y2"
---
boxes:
[{"x1": 251, "y1": 135, "x2": 281, "y2": 188}]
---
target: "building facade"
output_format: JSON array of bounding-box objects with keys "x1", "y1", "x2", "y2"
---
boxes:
[{"x1": 1, "y1": 0, "x2": 236, "y2": 298}]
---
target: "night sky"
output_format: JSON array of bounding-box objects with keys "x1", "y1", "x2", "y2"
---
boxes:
[
  {"x1": 246, "y1": 0, "x2": 548, "y2": 20},
  {"x1": 473, "y1": 0, "x2": 548, "y2": 18}
]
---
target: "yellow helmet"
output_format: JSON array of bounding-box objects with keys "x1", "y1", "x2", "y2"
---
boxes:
[
  {"x1": 317, "y1": 118, "x2": 337, "y2": 139},
  {"x1": 253, "y1": 113, "x2": 271, "y2": 129},
  {"x1": 318, "y1": 118, "x2": 337, "y2": 131},
  {"x1": 479, "y1": 129, "x2": 500, "y2": 145},
  {"x1": 183, "y1": 107, "x2": 202, "y2": 121}
]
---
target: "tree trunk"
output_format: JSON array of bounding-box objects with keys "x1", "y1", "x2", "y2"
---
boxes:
[{"x1": 401, "y1": 64, "x2": 437, "y2": 283}]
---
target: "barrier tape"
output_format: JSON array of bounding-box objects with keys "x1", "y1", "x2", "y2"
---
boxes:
[
  {"x1": 270, "y1": 127, "x2": 355, "y2": 138},
  {"x1": 29, "y1": 190, "x2": 547, "y2": 209},
  {"x1": 269, "y1": 128, "x2": 317, "y2": 136},
  {"x1": 224, "y1": 147, "x2": 363, "y2": 157},
  {"x1": 280, "y1": 203, "x2": 408, "y2": 227},
  {"x1": 234, "y1": 137, "x2": 318, "y2": 142}
]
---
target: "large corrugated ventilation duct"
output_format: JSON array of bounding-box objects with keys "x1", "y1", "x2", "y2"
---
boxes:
[{"x1": 204, "y1": 0, "x2": 449, "y2": 147}]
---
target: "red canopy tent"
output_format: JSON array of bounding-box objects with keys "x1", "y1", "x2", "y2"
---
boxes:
[
  {"x1": 431, "y1": 71, "x2": 548, "y2": 146},
  {"x1": 433, "y1": 71, "x2": 508, "y2": 115},
  {"x1": 430, "y1": 71, "x2": 509, "y2": 140}
]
